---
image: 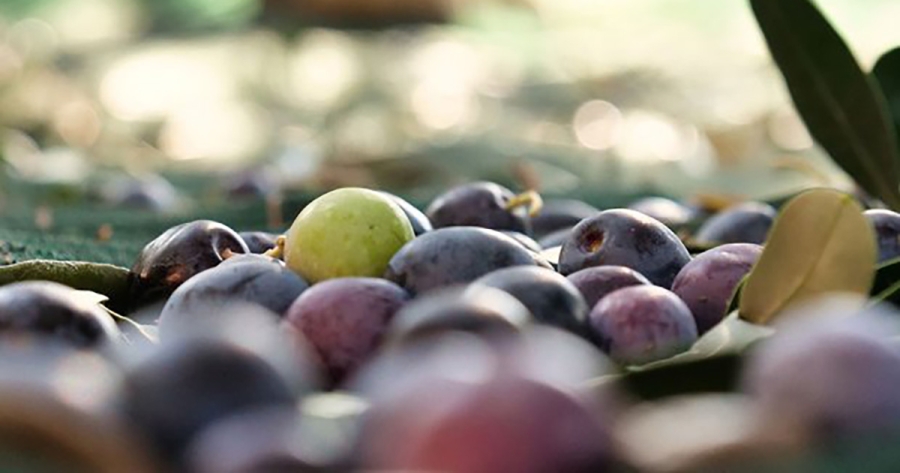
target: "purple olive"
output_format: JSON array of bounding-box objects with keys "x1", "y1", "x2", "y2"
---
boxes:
[
  {"x1": 531, "y1": 199, "x2": 599, "y2": 238},
  {"x1": 472, "y1": 266, "x2": 588, "y2": 335},
  {"x1": 239, "y1": 232, "x2": 280, "y2": 254},
  {"x1": 158, "y1": 254, "x2": 309, "y2": 338},
  {"x1": 426, "y1": 182, "x2": 530, "y2": 234},
  {"x1": 378, "y1": 191, "x2": 433, "y2": 237},
  {"x1": 865, "y1": 209, "x2": 900, "y2": 263},
  {"x1": 130, "y1": 220, "x2": 249, "y2": 305},
  {"x1": 283, "y1": 278, "x2": 409, "y2": 386},
  {"x1": 538, "y1": 228, "x2": 572, "y2": 250},
  {"x1": 693, "y1": 202, "x2": 776, "y2": 245},
  {"x1": 122, "y1": 342, "x2": 299, "y2": 465},
  {"x1": 628, "y1": 197, "x2": 695, "y2": 228},
  {"x1": 588, "y1": 285, "x2": 698, "y2": 365},
  {"x1": 0, "y1": 281, "x2": 120, "y2": 348},
  {"x1": 123, "y1": 306, "x2": 315, "y2": 466},
  {"x1": 558, "y1": 209, "x2": 691, "y2": 288},
  {"x1": 384, "y1": 227, "x2": 549, "y2": 296},
  {"x1": 501, "y1": 231, "x2": 543, "y2": 254},
  {"x1": 386, "y1": 286, "x2": 531, "y2": 345},
  {"x1": 671, "y1": 243, "x2": 762, "y2": 334},
  {"x1": 566, "y1": 265, "x2": 652, "y2": 310},
  {"x1": 742, "y1": 301, "x2": 900, "y2": 445},
  {"x1": 359, "y1": 374, "x2": 615, "y2": 472}
]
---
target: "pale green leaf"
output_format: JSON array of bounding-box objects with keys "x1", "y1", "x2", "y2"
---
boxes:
[{"x1": 739, "y1": 188, "x2": 876, "y2": 325}]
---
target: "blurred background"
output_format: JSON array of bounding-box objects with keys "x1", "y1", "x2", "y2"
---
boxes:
[{"x1": 1, "y1": 0, "x2": 899, "y2": 211}]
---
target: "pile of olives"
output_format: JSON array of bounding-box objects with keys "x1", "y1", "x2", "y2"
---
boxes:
[{"x1": 0, "y1": 183, "x2": 899, "y2": 472}]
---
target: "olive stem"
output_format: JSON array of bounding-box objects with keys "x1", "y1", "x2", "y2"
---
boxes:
[
  {"x1": 264, "y1": 235, "x2": 287, "y2": 260},
  {"x1": 220, "y1": 248, "x2": 236, "y2": 260},
  {"x1": 504, "y1": 190, "x2": 544, "y2": 217}
]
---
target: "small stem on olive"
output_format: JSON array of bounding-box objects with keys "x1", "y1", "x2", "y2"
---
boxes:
[
  {"x1": 264, "y1": 235, "x2": 287, "y2": 260},
  {"x1": 504, "y1": 190, "x2": 544, "y2": 217}
]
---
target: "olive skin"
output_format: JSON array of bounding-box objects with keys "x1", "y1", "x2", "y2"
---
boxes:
[
  {"x1": 239, "y1": 232, "x2": 280, "y2": 254},
  {"x1": 0, "y1": 281, "x2": 120, "y2": 348},
  {"x1": 386, "y1": 286, "x2": 532, "y2": 344},
  {"x1": 628, "y1": 197, "x2": 695, "y2": 228},
  {"x1": 426, "y1": 182, "x2": 529, "y2": 234},
  {"x1": 282, "y1": 278, "x2": 409, "y2": 386},
  {"x1": 472, "y1": 266, "x2": 588, "y2": 336},
  {"x1": 566, "y1": 266, "x2": 651, "y2": 310},
  {"x1": 122, "y1": 339, "x2": 299, "y2": 465},
  {"x1": 378, "y1": 191, "x2": 433, "y2": 237},
  {"x1": 742, "y1": 305, "x2": 900, "y2": 445},
  {"x1": 671, "y1": 243, "x2": 762, "y2": 335},
  {"x1": 531, "y1": 199, "x2": 599, "y2": 238},
  {"x1": 588, "y1": 285, "x2": 698, "y2": 366},
  {"x1": 558, "y1": 209, "x2": 691, "y2": 288},
  {"x1": 158, "y1": 254, "x2": 309, "y2": 339},
  {"x1": 501, "y1": 231, "x2": 543, "y2": 254},
  {"x1": 693, "y1": 202, "x2": 776, "y2": 245},
  {"x1": 864, "y1": 209, "x2": 900, "y2": 263},
  {"x1": 130, "y1": 220, "x2": 249, "y2": 305},
  {"x1": 359, "y1": 375, "x2": 615, "y2": 473},
  {"x1": 385, "y1": 227, "x2": 550, "y2": 296}
]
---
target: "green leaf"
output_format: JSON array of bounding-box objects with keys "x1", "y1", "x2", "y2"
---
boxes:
[
  {"x1": 750, "y1": 0, "x2": 900, "y2": 210},
  {"x1": 726, "y1": 275, "x2": 747, "y2": 315},
  {"x1": 871, "y1": 258, "x2": 900, "y2": 307},
  {"x1": 0, "y1": 260, "x2": 131, "y2": 307},
  {"x1": 873, "y1": 282, "x2": 900, "y2": 308},
  {"x1": 101, "y1": 306, "x2": 158, "y2": 345},
  {"x1": 540, "y1": 246, "x2": 561, "y2": 266},
  {"x1": 586, "y1": 313, "x2": 770, "y2": 400},
  {"x1": 71, "y1": 290, "x2": 110, "y2": 307},
  {"x1": 872, "y1": 256, "x2": 900, "y2": 294},
  {"x1": 739, "y1": 189, "x2": 876, "y2": 325},
  {"x1": 629, "y1": 312, "x2": 772, "y2": 372},
  {"x1": 873, "y1": 48, "x2": 900, "y2": 147},
  {"x1": 606, "y1": 354, "x2": 744, "y2": 401},
  {"x1": 690, "y1": 313, "x2": 773, "y2": 357}
]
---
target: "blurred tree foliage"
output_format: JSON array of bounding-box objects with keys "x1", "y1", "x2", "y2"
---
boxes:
[
  {"x1": 0, "y1": 0, "x2": 463, "y2": 34},
  {"x1": 3, "y1": 0, "x2": 260, "y2": 33},
  {"x1": 144, "y1": 0, "x2": 261, "y2": 33}
]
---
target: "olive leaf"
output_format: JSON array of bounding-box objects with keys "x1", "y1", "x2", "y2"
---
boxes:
[
  {"x1": 628, "y1": 313, "x2": 772, "y2": 373},
  {"x1": 871, "y1": 257, "x2": 900, "y2": 308},
  {"x1": 586, "y1": 313, "x2": 770, "y2": 400},
  {"x1": 874, "y1": 47, "x2": 900, "y2": 146},
  {"x1": 540, "y1": 246, "x2": 561, "y2": 266},
  {"x1": 873, "y1": 283, "x2": 900, "y2": 308},
  {"x1": 872, "y1": 257, "x2": 900, "y2": 294},
  {"x1": 739, "y1": 189, "x2": 876, "y2": 325},
  {"x1": 608, "y1": 354, "x2": 744, "y2": 401},
  {"x1": 101, "y1": 306, "x2": 158, "y2": 345},
  {"x1": 50, "y1": 289, "x2": 157, "y2": 344},
  {"x1": 72, "y1": 289, "x2": 110, "y2": 307},
  {"x1": 0, "y1": 260, "x2": 131, "y2": 305},
  {"x1": 751, "y1": 0, "x2": 900, "y2": 210},
  {"x1": 690, "y1": 312, "x2": 773, "y2": 356},
  {"x1": 726, "y1": 276, "x2": 747, "y2": 314}
]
